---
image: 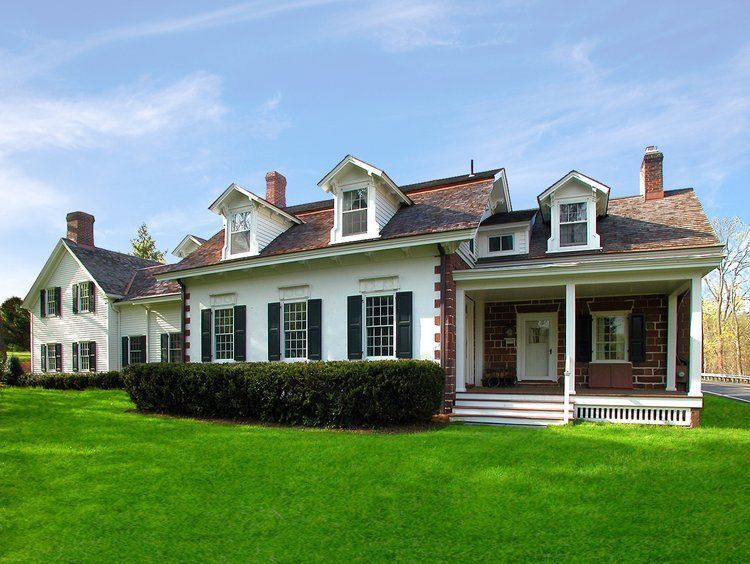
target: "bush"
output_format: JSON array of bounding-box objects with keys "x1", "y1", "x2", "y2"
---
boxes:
[
  {"x1": 123, "y1": 360, "x2": 444, "y2": 427},
  {"x1": 4, "y1": 356, "x2": 24, "y2": 386},
  {"x1": 16, "y1": 371, "x2": 123, "y2": 390}
]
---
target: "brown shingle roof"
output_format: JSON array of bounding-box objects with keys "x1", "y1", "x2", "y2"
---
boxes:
[
  {"x1": 166, "y1": 178, "x2": 496, "y2": 274},
  {"x1": 478, "y1": 189, "x2": 719, "y2": 264},
  {"x1": 121, "y1": 265, "x2": 181, "y2": 301}
]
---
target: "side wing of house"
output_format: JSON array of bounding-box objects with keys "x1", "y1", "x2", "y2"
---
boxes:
[{"x1": 117, "y1": 301, "x2": 182, "y2": 367}]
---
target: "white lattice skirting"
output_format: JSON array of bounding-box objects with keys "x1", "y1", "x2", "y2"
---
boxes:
[{"x1": 576, "y1": 406, "x2": 692, "y2": 426}]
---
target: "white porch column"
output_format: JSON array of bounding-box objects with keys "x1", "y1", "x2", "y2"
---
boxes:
[
  {"x1": 565, "y1": 283, "x2": 576, "y2": 395},
  {"x1": 456, "y1": 286, "x2": 466, "y2": 393},
  {"x1": 688, "y1": 275, "x2": 703, "y2": 397},
  {"x1": 475, "y1": 298, "x2": 485, "y2": 386},
  {"x1": 666, "y1": 293, "x2": 678, "y2": 392}
]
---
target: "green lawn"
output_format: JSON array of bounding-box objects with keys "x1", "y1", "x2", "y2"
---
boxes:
[
  {"x1": 6, "y1": 352, "x2": 29, "y2": 362},
  {"x1": 1, "y1": 389, "x2": 749, "y2": 563}
]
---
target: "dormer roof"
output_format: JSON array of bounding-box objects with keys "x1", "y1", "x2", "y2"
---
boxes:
[
  {"x1": 537, "y1": 170, "x2": 611, "y2": 222},
  {"x1": 317, "y1": 155, "x2": 413, "y2": 206},
  {"x1": 208, "y1": 182, "x2": 302, "y2": 224},
  {"x1": 172, "y1": 234, "x2": 207, "y2": 259}
]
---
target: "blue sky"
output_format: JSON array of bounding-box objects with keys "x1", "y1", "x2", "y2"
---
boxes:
[{"x1": 1, "y1": 0, "x2": 749, "y2": 302}]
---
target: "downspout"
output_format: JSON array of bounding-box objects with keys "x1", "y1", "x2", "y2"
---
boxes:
[
  {"x1": 177, "y1": 279, "x2": 186, "y2": 363},
  {"x1": 437, "y1": 244, "x2": 446, "y2": 371}
]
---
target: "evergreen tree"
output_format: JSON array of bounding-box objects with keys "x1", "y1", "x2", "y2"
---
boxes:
[
  {"x1": 0, "y1": 297, "x2": 30, "y2": 350},
  {"x1": 131, "y1": 223, "x2": 166, "y2": 263}
]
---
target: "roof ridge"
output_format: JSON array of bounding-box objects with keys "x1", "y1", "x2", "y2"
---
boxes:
[{"x1": 608, "y1": 188, "x2": 694, "y2": 202}]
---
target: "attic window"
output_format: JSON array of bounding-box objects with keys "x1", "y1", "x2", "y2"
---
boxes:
[
  {"x1": 342, "y1": 188, "x2": 368, "y2": 236},
  {"x1": 230, "y1": 209, "x2": 252, "y2": 255},
  {"x1": 559, "y1": 202, "x2": 587, "y2": 247}
]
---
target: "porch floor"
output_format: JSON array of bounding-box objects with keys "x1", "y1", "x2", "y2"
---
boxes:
[{"x1": 463, "y1": 385, "x2": 688, "y2": 397}]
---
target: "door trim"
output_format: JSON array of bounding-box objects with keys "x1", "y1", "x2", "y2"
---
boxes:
[
  {"x1": 516, "y1": 312, "x2": 558, "y2": 381},
  {"x1": 465, "y1": 297, "x2": 475, "y2": 386}
]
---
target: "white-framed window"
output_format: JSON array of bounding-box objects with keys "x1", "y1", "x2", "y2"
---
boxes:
[
  {"x1": 169, "y1": 333, "x2": 183, "y2": 363},
  {"x1": 46, "y1": 288, "x2": 58, "y2": 317},
  {"x1": 78, "y1": 282, "x2": 91, "y2": 312},
  {"x1": 559, "y1": 202, "x2": 588, "y2": 247},
  {"x1": 489, "y1": 234, "x2": 514, "y2": 253},
  {"x1": 593, "y1": 313, "x2": 628, "y2": 361},
  {"x1": 365, "y1": 294, "x2": 395, "y2": 358},
  {"x1": 229, "y1": 209, "x2": 253, "y2": 255},
  {"x1": 79, "y1": 341, "x2": 91, "y2": 371},
  {"x1": 46, "y1": 344, "x2": 58, "y2": 372},
  {"x1": 342, "y1": 187, "x2": 368, "y2": 236},
  {"x1": 214, "y1": 307, "x2": 235, "y2": 361},
  {"x1": 129, "y1": 336, "x2": 147, "y2": 365},
  {"x1": 283, "y1": 300, "x2": 307, "y2": 359}
]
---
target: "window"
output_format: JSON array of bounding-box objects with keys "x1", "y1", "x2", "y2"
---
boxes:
[
  {"x1": 559, "y1": 202, "x2": 588, "y2": 247},
  {"x1": 230, "y1": 209, "x2": 253, "y2": 255},
  {"x1": 169, "y1": 333, "x2": 183, "y2": 363},
  {"x1": 46, "y1": 344, "x2": 58, "y2": 372},
  {"x1": 366, "y1": 295, "x2": 395, "y2": 357},
  {"x1": 342, "y1": 188, "x2": 368, "y2": 236},
  {"x1": 79, "y1": 341, "x2": 91, "y2": 371},
  {"x1": 594, "y1": 315, "x2": 627, "y2": 361},
  {"x1": 283, "y1": 301, "x2": 307, "y2": 359},
  {"x1": 129, "y1": 336, "x2": 147, "y2": 365},
  {"x1": 214, "y1": 307, "x2": 235, "y2": 361},
  {"x1": 46, "y1": 289, "x2": 58, "y2": 317},
  {"x1": 79, "y1": 282, "x2": 91, "y2": 312},
  {"x1": 489, "y1": 234, "x2": 514, "y2": 253}
]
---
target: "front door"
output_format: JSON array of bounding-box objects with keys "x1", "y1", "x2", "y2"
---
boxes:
[{"x1": 518, "y1": 314, "x2": 557, "y2": 381}]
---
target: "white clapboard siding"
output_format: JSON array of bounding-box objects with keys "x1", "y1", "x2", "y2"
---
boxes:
[
  {"x1": 147, "y1": 302, "x2": 182, "y2": 363},
  {"x1": 255, "y1": 208, "x2": 289, "y2": 251},
  {"x1": 375, "y1": 184, "x2": 399, "y2": 231},
  {"x1": 29, "y1": 249, "x2": 109, "y2": 373}
]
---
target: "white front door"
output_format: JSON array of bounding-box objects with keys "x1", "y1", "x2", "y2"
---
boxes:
[
  {"x1": 517, "y1": 313, "x2": 557, "y2": 381},
  {"x1": 465, "y1": 298, "x2": 475, "y2": 386}
]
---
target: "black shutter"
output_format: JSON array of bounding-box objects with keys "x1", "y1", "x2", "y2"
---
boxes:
[
  {"x1": 89, "y1": 281, "x2": 96, "y2": 312},
  {"x1": 395, "y1": 292, "x2": 413, "y2": 359},
  {"x1": 161, "y1": 334, "x2": 169, "y2": 363},
  {"x1": 55, "y1": 287, "x2": 62, "y2": 317},
  {"x1": 55, "y1": 343, "x2": 62, "y2": 372},
  {"x1": 72, "y1": 284, "x2": 79, "y2": 314},
  {"x1": 122, "y1": 336, "x2": 130, "y2": 368},
  {"x1": 201, "y1": 309, "x2": 212, "y2": 363},
  {"x1": 40, "y1": 289, "x2": 46, "y2": 318},
  {"x1": 629, "y1": 313, "x2": 647, "y2": 363},
  {"x1": 347, "y1": 295, "x2": 363, "y2": 360},
  {"x1": 89, "y1": 341, "x2": 97, "y2": 372},
  {"x1": 308, "y1": 299, "x2": 322, "y2": 360},
  {"x1": 234, "y1": 305, "x2": 247, "y2": 362},
  {"x1": 268, "y1": 302, "x2": 281, "y2": 361},
  {"x1": 41, "y1": 344, "x2": 47, "y2": 372},
  {"x1": 139, "y1": 336, "x2": 148, "y2": 364},
  {"x1": 72, "y1": 342, "x2": 79, "y2": 372},
  {"x1": 576, "y1": 314, "x2": 593, "y2": 363}
]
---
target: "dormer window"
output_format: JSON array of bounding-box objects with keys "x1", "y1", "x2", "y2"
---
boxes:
[
  {"x1": 342, "y1": 188, "x2": 368, "y2": 236},
  {"x1": 230, "y1": 209, "x2": 253, "y2": 255},
  {"x1": 559, "y1": 202, "x2": 588, "y2": 247},
  {"x1": 489, "y1": 234, "x2": 514, "y2": 252}
]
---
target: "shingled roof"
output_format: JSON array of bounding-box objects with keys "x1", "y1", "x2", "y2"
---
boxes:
[
  {"x1": 478, "y1": 188, "x2": 720, "y2": 264},
  {"x1": 121, "y1": 265, "x2": 181, "y2": 301},
  {"x1": 165, "y1": 176, "x2": 497, "y2": 274}
]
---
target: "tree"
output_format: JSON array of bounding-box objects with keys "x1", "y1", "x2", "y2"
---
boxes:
[
  {"x1": 131, "y1": 223, "x2": 165, "y2": 263},
  {"x1": 1, "y1": 297, "x2": 30, "y2": 351},
  {"x1": 704, "y1": 217, "x2": 750, "y2": 374}
]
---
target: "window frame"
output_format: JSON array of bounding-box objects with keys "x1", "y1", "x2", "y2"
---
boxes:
[
  {"x1": 45, "y1": 344, "x2": 58, "y2": 372},
  {"x1": 46, "y1": 288, "x2": 58, "y2": 317},
  {"x1": 341, "y1": 187, "x2": 368, "y2": 237},
  {"x1": 79, "y1": 341, "x2": 91, "y2": 372},
  {"x1": 213, "y1": 306, "x2": 235, "y2": 363},
  {"x1": 591, "y1": 311, "x2": 630, "y2": 362},
  {"x1": 489, "y1": 234, "x2": 514, "y2": 253},
  {"x1": 128, "y1": 335, "x2": 147, "y2": 365},
  {"x1": 78, "y1": 282, "x2": 92, "y2": 313},
  {"x1": 228, "y1": 206, "x2": 254, "y2": 257},
  {"x1": 558, "y1": 201, "x2": 588, "y2": 248},
  {"x1": 282, "y1": 299, "x2": 308, "y2": 361},
  {"x1": 364, "y1": 292, "x2": 396, "y2": 360},
  {"x1": 169, "y1": 333, "x2": 183, "y2": 363}
]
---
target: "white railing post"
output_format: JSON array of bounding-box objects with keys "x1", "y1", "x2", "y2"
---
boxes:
[{"x1": 564, "y1": 355, "x2": 571, "y2": 424}]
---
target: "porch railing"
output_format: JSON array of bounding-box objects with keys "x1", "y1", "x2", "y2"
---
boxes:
[
  {"x1": 563, "y1": 355, "x2": 572, "y2": 424},
  {"x1": 702, "y1": 373, "x2": 750, "y2": 384}
]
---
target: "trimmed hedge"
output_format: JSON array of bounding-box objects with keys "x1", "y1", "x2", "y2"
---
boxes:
[
  {"x1": 123, "y1": 360, "x2": 445, "y2": 427},
  {"x1": 13, "y1": 371, "x2": 124, "y2": 390}
]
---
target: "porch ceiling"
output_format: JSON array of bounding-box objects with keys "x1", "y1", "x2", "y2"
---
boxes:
[{"x1": 466, "y1": 278, "x2": 688, "y2": 302}]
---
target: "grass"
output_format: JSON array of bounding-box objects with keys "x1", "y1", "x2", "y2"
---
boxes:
[
  {"x1": 5, "y1": 351, "x2": 29, "y2": 362},
  {"x1": 1, "y1": 390, "x2": 749, "y2": 563}
]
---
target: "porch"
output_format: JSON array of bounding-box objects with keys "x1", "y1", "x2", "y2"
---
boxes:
[{"x1": 451, "y1": 263, "x2": 708, "y2": 426}]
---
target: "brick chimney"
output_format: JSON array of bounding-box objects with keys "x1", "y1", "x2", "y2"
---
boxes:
[
  {"x1": 640, "y1": 146, "x2": 664, "y2": 201},
  {"x1": 265, "y1": 171, "x2": 287, "y2": 208},
  {"x1": 66, "y1": 211, "x2": 95, "y2": 248}
]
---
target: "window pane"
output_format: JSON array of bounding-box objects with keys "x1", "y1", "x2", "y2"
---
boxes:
[
  {"x1": 560, "y1": 223, "x2": 587, "y2": 246},
  {"x1": 560, "y1": 202, "x2": 587, "y2": 223},
  {"x1": 366, "y1": 295, "x2": 394, "y2": 357},
  {"x1": 214, "y1": 308, "x2": 235, "y2": 360},
  {"x1": 79, "y1": 283, "x2": 91, "y2": 312},
  {"x1": 489, "y1": 237, "x2": 501, "y2": 252},
  {"x1": 343, "y1": 209, "x2": 367, "y2": 236},
  {"x1": 343, "y1": 188, "x2": 367, "y2": 211},
  {"x1": 79, "y1": 342, "x2": 90, "y2": 371},
  {"x1": 501, "y1": 235, "x2": 514, "y2": 251},
  {"x1": 284, "y1": 301, "x2": 307, "y2": 359},
  {"x1": 129, "y1": 336, "x2": 146, "y2": 365},
  {"x1": 231, "y1": 231, "x2": 252, "y2": 254},
  {"x1": 596, "y1": 316, "x2": 627, "y2": 360},
  {"x1": 231, "y1": 211, "x2": 252, "y2": 232},
  {"x1": 169, "y1": 333, "x2": 183, "y2": 363},
  {"x1": 47, "y1": 291, "x2": 57, "y2": 316}
]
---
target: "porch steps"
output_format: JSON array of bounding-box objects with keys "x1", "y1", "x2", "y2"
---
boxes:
[{"x1": 451, "y1": 392, "x2": 572, "y2": 427}]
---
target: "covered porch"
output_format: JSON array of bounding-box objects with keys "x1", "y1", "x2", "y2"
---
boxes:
[{"x1": 452, "y1": 263, "x2": 707, "y2": 426}]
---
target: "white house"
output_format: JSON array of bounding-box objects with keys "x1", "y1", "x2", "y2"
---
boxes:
[{"x1": 23, "y1": 149, "x2": 723, "y2": 426}]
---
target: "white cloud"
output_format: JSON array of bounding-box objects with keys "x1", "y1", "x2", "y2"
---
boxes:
[
  {"x1": 252, "y1": 93, "x2": 292, "y2": 140},
  {"x1": 0, "y1": 72, "x2": 224, "y2": 156},
  {"x1": 0, "y1": 166, "x2": 67, "y2": 232}
]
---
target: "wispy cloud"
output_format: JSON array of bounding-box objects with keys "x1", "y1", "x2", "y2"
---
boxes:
[{"x1": 252, "y1": 93, "x2": 292, "y2": 140}]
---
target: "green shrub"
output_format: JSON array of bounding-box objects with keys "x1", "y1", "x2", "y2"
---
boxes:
[
  {"x1": 5, "y1": 356, "x2": 24, "y2": 386},
  {"x1": 17, "y1": 371, "x2": 123, "y2": 390},
  {"x1": 123, "y1": 361, "x2": 444, "y2": 427}
]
